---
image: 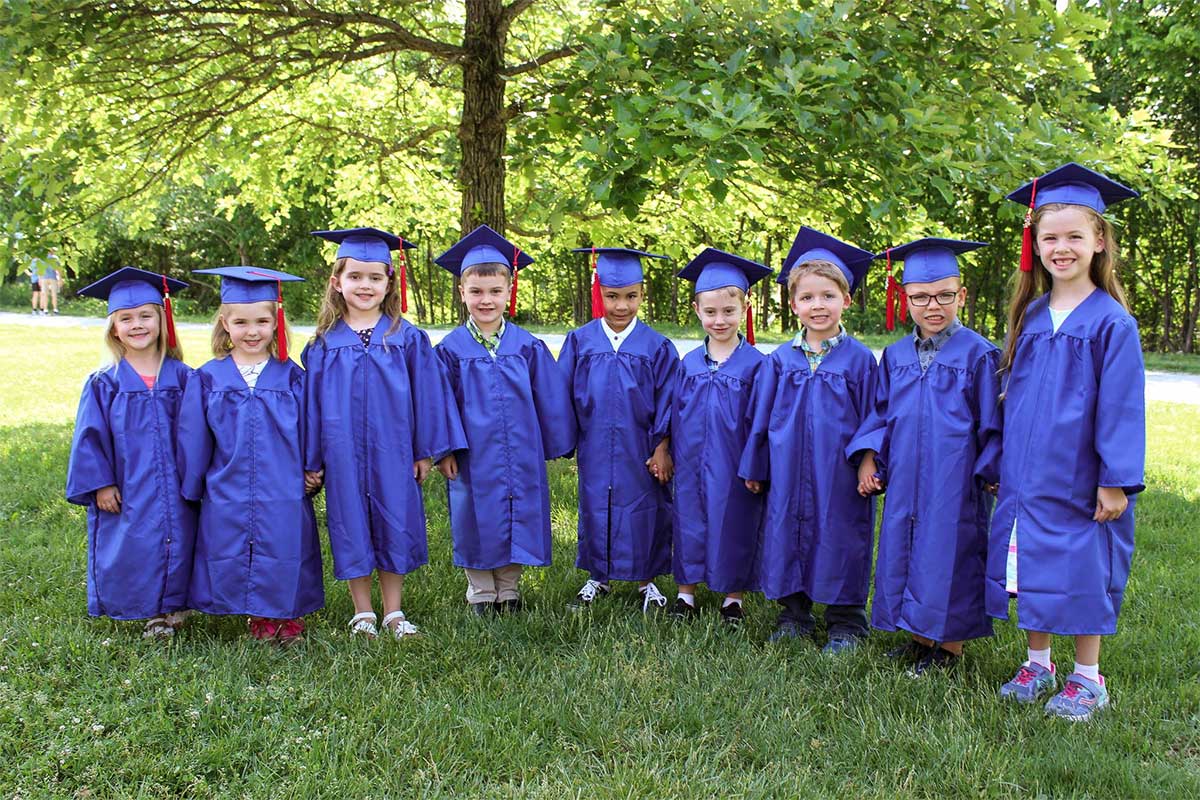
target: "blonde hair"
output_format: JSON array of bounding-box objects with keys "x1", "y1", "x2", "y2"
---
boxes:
[
  {"x1": 314, "y1": 257, "x2": 403, "y2": 340},
  {"x1": 211, "y1": 301, "x2": 292, "y2": 359},
  {"x1": 695, "y1": 285, "x2": 747, "y2": 304},
  {"x1": 461, "y1": 262, "x2": 512, "y2": 282},
  {"x1": 787, "y1": 259, "x2": 850, "y2": 298},
  {"x1": 103, "y1": 303, "x2": 183, "y2": 370},
  {"x1": 1000, "y1": 203, "x2": 1127, "y2": 374}
]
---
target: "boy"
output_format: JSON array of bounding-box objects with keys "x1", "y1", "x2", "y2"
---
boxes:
[
  {"x1": 433, "y1": 225, "x2": 576, "y2": 615},
  {"x1": 848, "y1": 238, "x2": 1001, "y2": 673},
  {"x1": 739, "y1": 227, "x2": 877, "y2": 653},
  {"x1": 670, "y1": 247, "x2": 772, "y2": 624},
  {"x1": 560, "y1": 247, "x2": 679, "y2": 611}
]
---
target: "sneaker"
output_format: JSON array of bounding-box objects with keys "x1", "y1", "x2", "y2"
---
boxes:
[
  {"x1": 822, "y1": 635, "x2": 861, "y2": 655},
  {"x1": 669, "y1": 597, "x2": 698, "y2": 620},
  {"x1": 469, "y1": 601, "x2": 493, "y2": 617},
  {"x1": 639, "y1": 582, "x2": 668, "y2": 612},
  {"x1": 575, "y1": 579, "x2": 610, "y2": 605},
  {"x1": 495, "y1": 598, "x2": 522, "y2": 614},
  {"x1": 1044, "y1": 673, "x2": 1109, "y2": 721},
  {"x1": 718, "y1": 602, "x2": 745, "y2": 626},
  {"x1": 911, "y1": 646, "x2": 961, "y2": 676},
  {"x1": 767, "y1": 620, "x2": 809, "y2": 643},
  {"x1": 999, "y1": 661, "x2": 1057, "y2": 703},
  {"x1": 885, "y1": 640, "x2": 933, "y2": 662}
]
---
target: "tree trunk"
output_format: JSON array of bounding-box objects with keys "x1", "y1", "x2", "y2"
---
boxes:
[{"x1": 459, "y1": 0, "x2": 509, "y2": 236}]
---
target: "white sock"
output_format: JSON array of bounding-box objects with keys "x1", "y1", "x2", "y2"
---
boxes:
[
  {"x1": 1073, "y1": 661, "x2": 1100, "y2": 683},
  {"x1": 676, "y1": 592, "x2": 695, "y2": 607},
  {"x1": 1025, "y1": 647, "x2": 1052, "y2": 670},
  {"x1": 721, "y1": 597, "x2": 742, "y2": 608}
]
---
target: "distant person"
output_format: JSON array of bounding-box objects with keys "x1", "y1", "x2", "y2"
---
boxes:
[
  {"x1": 39, "y1": 249, "x2": 62, "y2": 315},
  {"x1": 66, "y1": 267, "x2": 195, "y2": 639},
  {"x1": 25, "y1": 258, "x2": 41, "y2": 315}
]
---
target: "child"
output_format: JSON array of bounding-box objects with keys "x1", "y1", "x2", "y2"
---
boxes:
[
  {"x1": 847, "y1": 238, "x2": 1002, "y2": 674},
  {"x1": 432, "y1": 225, "x2": 575, "y2": 615},
  {"x1": 989, "y1": 163, "x2": 1145, "y2": 720},
  {"x1": 740, "y1": 227, "x2": 877, "y2": 653},
  {"x1": 305, "y1": 228, "x2": 465, "y2": 638},
  {"x1": 178, "y1": 266, "x2": 325, "y2": 644},
  {"x1": 670, "y1": 248, "x2": 772, "y2": 625},
  {"x1": 66, "y1": 267, "x2": 196, "y2": 638},
  {"x1": 560, "y1": 247, "x2": 679, "y2": 611}
]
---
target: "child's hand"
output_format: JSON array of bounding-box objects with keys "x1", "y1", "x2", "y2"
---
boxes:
[
  {"x1": 744, "y1": 479, "x2": 763, "y2": 494},
  {"x1": 413, "y1": 457, "x2": 433, "y2": 485},
  {"x1": 96, "y1": 485, "x2": 121, "y2": 514},
  {"x1": 1094, "y1": 485, "x2": 1128, "y2": 522},
  {"x1": 646, "y1": 440, "x2": 673, "y2": 485},
  {"x1": 304, "y1": 470, "x2": 324, "y2": 495},
  {"x1": 437, "y1": 453, "x2": 459, "y2": 481},
  {"x1": 856, "y1": 452, "x2": 884, "y2": 496}
]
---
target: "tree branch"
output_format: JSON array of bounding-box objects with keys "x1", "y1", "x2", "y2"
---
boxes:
[{"x1": 503, "y1": 44, "x2": 581, "y2": 76}]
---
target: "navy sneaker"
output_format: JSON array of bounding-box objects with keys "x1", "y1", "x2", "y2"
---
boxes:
[{"x1": 822, "y1": 635, "x2": 861, "y2": 655}]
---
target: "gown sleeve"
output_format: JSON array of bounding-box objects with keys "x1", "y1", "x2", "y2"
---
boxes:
[
  {"x1": 649, "y1": 339, "x2": 680, "y2": 451},
  {"x1": 971, "y1": 347, "x2": 1003, "y2": 486},
  {"x1": 738, "y1": 355, "x2": 780, "y2": 483},
  {"x1": 845, "y1": 348, "x2": 891, "y2": 468},
  {"x1": 406, "y1": 326, "x2": 467, "y2": 461},
  {"x1": 528, "y1": 337, "x2": 576, "y2": 459},
  {"x1": 176, "y1": 368, "x2": 214, "y2": 502},
  {"x1": 1095, "y1": 316, "x2": 1146, "y2": 494},
  {"x1": 65, "y1": 373, "x2": 117, "y2": 505},
  {"x1": 557, "y1": 331, "x2": 580, "y2": 420},
  {"x1": 300, "y1": 338, "x2": 324, "y2": 472}
]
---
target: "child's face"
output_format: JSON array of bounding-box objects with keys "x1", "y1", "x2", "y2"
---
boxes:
[
  {"x1": 601, "y1": 283, "x2": 643, "y2": 331},
  {"x1": 112, "y1": 303, "x2": 161, "y2": 354},
  {"x1": 332, "y1": 258, "x2": 390, "y2": 315},
  {"x1": 222, "y1": 301, "x2": 276, "y2": 360},
  {"x1": 1035, "y1": 205, "x2": 1104, "y2": 286},
  {"x1": 790, "y1": 273, "x2": 850, "y2": 337},
  {"x1": 905, "y1": 276, "x2": 966, "y2": 337},
  {"x1": 693, "y1": 288, "x2": 746, "y2": 345},
  {"x1": 458, "y1": 270, "x2": 511, "y2": 329}
]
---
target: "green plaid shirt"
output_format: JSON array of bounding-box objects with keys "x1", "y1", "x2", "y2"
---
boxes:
[
  {"x1": 793, "y1": 325, "x2": 847, "y2": 372},
  {"x1": 467, "y1": 316, "x2": 505, "y2": 357}
]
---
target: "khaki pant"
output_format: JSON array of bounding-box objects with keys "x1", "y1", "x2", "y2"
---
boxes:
[
  {"x1": 40, "y1": 279, "x2": 59, "y2": 311},
  {"x1": 464, "y1": 565, "x2": 523, "y2": 604}
]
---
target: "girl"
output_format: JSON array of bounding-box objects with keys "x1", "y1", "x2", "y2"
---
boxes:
[
  {"x1": 177, "y1": 266, "x2": 325, "y2": 644},
  {"x1": 989, "y1": 163, "x2": 1145, "y2": 720},
  {"x1": 67, "y1": 267, "x2": 196, "y2": 638},
  {"x1": 670, "y1": 248, "x2": 771, "y2": 625},
  {"x1": 305, "y1": 228, "x2": 465, "y2": 638}
]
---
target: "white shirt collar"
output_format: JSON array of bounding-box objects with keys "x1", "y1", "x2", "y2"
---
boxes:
[{"x1": 599, "y1": 316, "x2": 638, "y2": 352}]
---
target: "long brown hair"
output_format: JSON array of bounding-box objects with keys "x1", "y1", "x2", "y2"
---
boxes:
[
  {"x1": 1000, "y1": 203, "x2": 1128, "y2": 374},
  {"x1": 314, "y1": 257, "x2": 403, "y2": 341},
  {"x1": 103, "y1": 303, "x2": 184, "y2": 370},
  {"x1": 210, "y1": 301, "x2": 292, "y2": 359}
]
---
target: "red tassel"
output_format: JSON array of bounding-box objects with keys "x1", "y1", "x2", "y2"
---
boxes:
[
  {"x1": 899, "y1": 288, "x2": 908, "y2": 323},
  {"x1": 509, "y1": 247, "x2": 520, "y2": 317},
  {"x1": 590, "y1": 246, "x2": 603, "y2": 319},
  {"x1": 397, "y1": 238, "x2": 409, "y2": 313},
  {"x1": 746, "y1": 303, "x2": 756, "y2": 346},
  {"x1": 275, "y1": 281, "x2": 288, "y2": 362},
  {"x1": 885, "y1": 248, "x2": 896, "y2": 331},
  {"x1": 1020, "y1": 176, "x2": 1038, "y2": 273},
  {"x1": 161, "y1": 274, "x2": 178, "y2": 349}
]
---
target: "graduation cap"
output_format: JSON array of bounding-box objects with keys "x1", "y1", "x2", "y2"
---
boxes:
[
  {"x1": 778, "y1": 227, "x2": 874, "y2": 293},
  {"x1": 193, "y1": 266, "x2": 305, "y2": 361},
  {"x1": 571, "y1": 247, "x2": 668, "y2": 319},
  {"x1": 435, "y1": 224, "x2": 534, "y2": 317},
  {"x1": 77, "y1": 266, "x2": 188, "y2": 349},
  {"x1": 1006, "y1": 163, "x2": 1139, "y2": 273},
  {"x1": 312, "y1": 227, "x2": 417, "y2": 313},
  {"x1": 874, "y1": 238, "x2": 987, "y2": 331},
  {"x1": 677, "y1": 247, "x2": 773, "y2": 345}
]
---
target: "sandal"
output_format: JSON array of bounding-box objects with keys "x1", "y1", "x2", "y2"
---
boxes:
[
  {"x1": 276, "y1": 618, "x2": 306, "y2": 646},
  {"x1": 382, "y1": 610, "x2": 420, "y2": 639},
  {"x1": 248, "y1": 617, "x2": 280, "y2": 640},
  {"x1": 142, "y1": 616, "x2": 175, "y2": 639},
  {"x1": 164, "y1": 610, "x2": 193, "y2": 631},
  {"x1": 348, "y1": 611, "x2": 378, "y2": 638}
]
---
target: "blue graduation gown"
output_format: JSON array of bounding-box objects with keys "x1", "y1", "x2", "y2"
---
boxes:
[
  {"x1": 302, "y1": 318, "x2": 466, "y2": 580},
  {"x1": 65, "y1": 358, "x2": 196, "y2": 620},
  {"x1": 177, "y1": 357, "x2": 324, "y2": 619},
  {"x1": 670, "y1": 340, "x2": 765, "y2": 593},
  {"x1": 435, "y1": 323, "x2": 576, "y2": 570},
  {"x1": 739, "y1": 337, "x2": 877, "y2": 603},
  {"x1": 559, "y1": 319, "x2": 679, "y2": 582},
  {"x1": 987, "y1": 290, "x2": 1145, "y2": 635},
  {"x1": 846, "y1": 327, "x2": 1001, "y2": 641}
]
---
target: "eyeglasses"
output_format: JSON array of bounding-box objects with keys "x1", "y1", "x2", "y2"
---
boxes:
[{"x1": 906, "y1": 290, "x2": 960, "y2": 307}]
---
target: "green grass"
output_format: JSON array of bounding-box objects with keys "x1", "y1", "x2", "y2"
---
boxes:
[{"x1": 1, "y1": 325, "x2": 1198, "y2": 797}]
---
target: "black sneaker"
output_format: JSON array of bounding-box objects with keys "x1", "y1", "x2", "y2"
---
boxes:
[
  {"x1": 469, "y1": 602, "x2": 493, "y2": 617},
  {"x1": 495, "y1": 598, "x2": 522, "y2": 614},
  {"x1": 718, "y1": 602, "x2": 745, "y2": 626},
  {"x1": 885, "y1": 640, "x2": 934, "y2": 662},
  {"x1": 911, "y1": 646, "x2": 961, "y2": 676},
  {"x1": 669, "y1": 597, "x2": 698, "y2": 620}
]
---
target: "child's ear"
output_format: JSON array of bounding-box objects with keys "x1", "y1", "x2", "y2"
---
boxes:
[
  {"x1": 842, "y1": 292, "x2": 853, "y2": 309},
  {"x1": 1094, "y1": 234, "x2": 1106, "y2": 253},
  {"x1": 219, "y1": 314, "x2": 230, "y2": 333}
]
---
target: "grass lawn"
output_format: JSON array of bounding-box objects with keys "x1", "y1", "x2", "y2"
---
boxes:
[{"x1": 0, "y1": 324, "x2": 1198, "y2": 797}]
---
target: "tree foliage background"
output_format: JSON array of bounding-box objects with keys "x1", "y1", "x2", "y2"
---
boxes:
[{"x1": 0, "y1": 0, "x2": 1196, "y2": 346}]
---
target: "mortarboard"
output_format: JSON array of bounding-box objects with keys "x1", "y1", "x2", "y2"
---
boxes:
[
  {"x1": 874, "y1": 238, "x2": 987, "y2": 331},
  {"x1": 77, "y1": 266, "x2": 188, "y2": 348},
  {"x1": 778, "y1": 227, "x2": 874, "y2": 293},
  {"x1": 572, "y1": 247, "x2": 668, "y2": 319},
  {"x1": 435, "y1": 224, "x2": 534, "y2": 317},
  {"x1": 193, "y1": 266, "x2": 304, "y2": 361},
  {"x1": 677, "y1": 247, "x2": 773, "y2": 344},
  {"x1": 312, "y1": 227, "x2": 416, "y2": 313},
  {"x1": 1006, "y1": 163, "x2": 1139, "y2": 272}
]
